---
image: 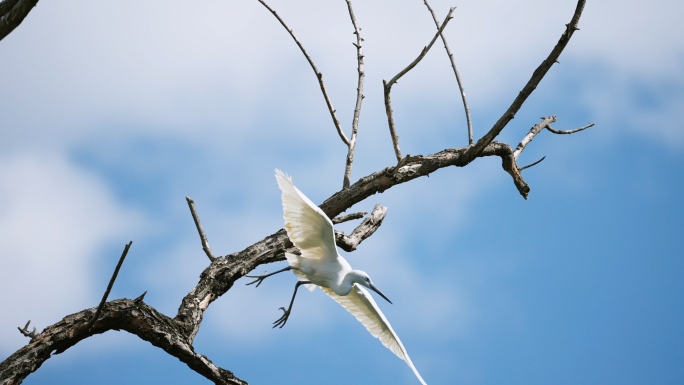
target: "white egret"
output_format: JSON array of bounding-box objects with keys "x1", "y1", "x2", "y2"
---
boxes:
[{"x1": 246, "y1": 169, "x2": 428, "y2": 385}]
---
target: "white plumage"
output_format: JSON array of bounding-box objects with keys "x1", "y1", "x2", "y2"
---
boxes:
[{"x1": 264, "y1": 169, "x2": 428, "y2": 385}]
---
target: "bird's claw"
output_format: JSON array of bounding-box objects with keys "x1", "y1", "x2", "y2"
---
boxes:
[
  {"x1": 245, "y1": 272, "x2": 268, "y2": 287},
  {"x1": 273, "y1": 307, "x2": 290, "y2": 329}
]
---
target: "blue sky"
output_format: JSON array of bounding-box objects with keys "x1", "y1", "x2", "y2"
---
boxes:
[{"x1": 1, "y1": 0, "x2": 683, "y2": 384}]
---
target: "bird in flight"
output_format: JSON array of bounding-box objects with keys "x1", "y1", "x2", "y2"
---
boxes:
[{"x1": 246, "y1": 169, "x2": 428, "y2": 385}]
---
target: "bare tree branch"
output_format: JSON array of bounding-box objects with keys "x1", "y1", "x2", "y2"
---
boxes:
[
  {"x1": 383, "y1": 7, "x2": 456, "y2": 162},
  {"x1": 1, "y1": 2, "x2": 592, "y2": 383},
  {"x1": 547, "y1": 122, "x2": 595, "y2": 134},
  {"x1": 85, "y1": 241, "x2": 133, "y2": 332},
  {"x1": 513, "y1": 116, "x2": 594, "y2": 162},
  {"x1": 462, "y1": 0, "x2": 586, "y2": 162},
  {"x1": 513, "y1": 116, "x2": 557, "y2": 159},
  {"x1": 1, "y1": 300, "x2": 247, "y2": 385},
  {"x1": 335, "y1": 204, "x2": 387, "y2": 252},
  {"x1": 4, "y1": 137, "x2": 534, "y2": 382},
  {"x1": 520, "y1": 156, "x2": 546, "y2": 171},
  {"x1": 332, "y1": 211, "x2": 367, "y2": 224},
  {"x1": 187, "y1": 196, "x2": 217, "y2": 261},
  {"x1": 423, "y1": 1, "x2": 473, "y2": 144},
  {"x1": 342, "y1": 0, "x2": 365, "y2": 188},
  {"x1": 256, "y1": 0, "x2": 349, "y2": 146},
  {"x1": 0, "y1": 0, "x2": 39, "y2": 42}
]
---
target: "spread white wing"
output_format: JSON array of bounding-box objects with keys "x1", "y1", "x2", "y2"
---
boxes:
[
  {"x1": 275, "y1": 169, "x2": 338, "y2": 262},
  {"x1": 322, "y1": 285, "x2": 428, "y2": 385}
]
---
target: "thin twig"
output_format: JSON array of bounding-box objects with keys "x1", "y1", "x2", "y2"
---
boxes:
[
  {"x1": 462, "y1": 0, "x2": 587, "y2": 162},
  {"x1": 17, "y1": 320, "x2": 38, "y2": 339},
  {"x1": 186, "y1": 196, "x2": 216, "y2": 261},
  {"x1": 519, "y1": 156, "x2": 546, "y2": 171},
  {"x1": 547, "y1": 122, "x2": 595, "y2": 134},
  {"x1": 342, "y1": 0, "x2": 365, "y2": 188},
  {"x1": 332, "y1": 211, "x2": 367, "y2": 224},
  {"x1": 256, "y1": 0, "x2": 349, "y2": 146},
  {"x1": 423, "y1": 1, "x2": 473, "y2": 144},
  {"x1": 133, "y1": 291, "x2": 147, "y2": 304},
  {"x1": 86, "y1": 241, "x2": 132, "y2": 331},
  {"x1": 513, "y1": 116, "x2": 557, "y2": 159},
  {"x1": 384, "y1": 7, "x2": 456, "y2": 162}
]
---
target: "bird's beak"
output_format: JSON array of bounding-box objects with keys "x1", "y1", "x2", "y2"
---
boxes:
[{"x1": 369, "y1": 283, "x2": 393, "y2": 304}]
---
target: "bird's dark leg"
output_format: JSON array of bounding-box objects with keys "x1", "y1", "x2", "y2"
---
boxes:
[
  {"x1": 246, "y1": 266, "x2": 293, "y2": 287},
  {"x1": 273, "y1": 280, "x2": 311, "y2": 329}
]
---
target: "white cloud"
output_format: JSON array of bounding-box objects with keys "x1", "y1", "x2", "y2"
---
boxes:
[
  {"x1": 0, "y1": 152, "x2": 146, "y2": 354},
  {"x1": 2, "y1": 0, "x2": 681, "y2": 153}
]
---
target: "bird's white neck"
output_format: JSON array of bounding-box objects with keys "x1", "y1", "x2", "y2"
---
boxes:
[{"x1": 337, "y1": 270, "x2": 365, "y2": 296}]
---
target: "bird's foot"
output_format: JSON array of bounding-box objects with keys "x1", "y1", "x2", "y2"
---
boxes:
[
  {"x1": 273, "y1": 307, "x2": 291, "y2": 329},
  {"x1": 245, "y1": 272, "x2": 269, "y2": 287}
]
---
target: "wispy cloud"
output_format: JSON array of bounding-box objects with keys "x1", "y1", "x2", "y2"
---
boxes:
[{"x1": 0, "y1": 152, "x2": 147, "y2": 354}]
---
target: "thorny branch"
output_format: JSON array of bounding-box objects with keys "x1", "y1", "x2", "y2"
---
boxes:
[
  {"x1": 423, "y1": 0, "x2": 473, "y2": 144},
  {"x1": 384, "y1": 7, "x2": 456, "y2": 163},
  {"x1": 342, "y1": 0, "x2": 365, "y2": 188}
]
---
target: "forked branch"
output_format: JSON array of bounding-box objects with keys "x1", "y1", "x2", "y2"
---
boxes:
[
  {"x1": 335, "y1": 204, "x2": 387, "y2": 252},
  {"x1": 384, "y1": 7, "x2": 456, "y2": 162},
  {"x1": 462, "y1": 0, "x2": 587, "y2": 162},
  {"x1": 2, "y1": 2, "x2": 592, "y2": 384},
  {"x1": 513, "y1": 116, "x2": 594, "y2": 160},
  {"x1": 513, "y1": 116, "x2": 557, "y2": 159}
]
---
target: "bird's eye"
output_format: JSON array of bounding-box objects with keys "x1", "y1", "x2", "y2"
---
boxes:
[{"x1": 365, "y1": 277, "x2": 370, "y2": 282}]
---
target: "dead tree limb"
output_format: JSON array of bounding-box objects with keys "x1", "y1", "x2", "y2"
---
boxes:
[
  {"x1": 0, "y1": 0, "x2": 39, "y2": 42},
  {"x1": 462, "y1": 0, "x2": 586, "y2": 163},
  {"x1": 332, "y1": 211, "x2": 367, "y2": 224},
  {"x1": 423, "y1": 0, "x2": 473, "y2": 144},
  {"x1": 256, "y1": 0, "x2": 348, "y2": 146},
  {"x1": 342, "y1": 0, "x2": 365, "y2": 188},
  {"x1": 1, "y1": 1, "x2": 593, "y2": 384},
  {"x1": 187, "y1": 196, "x2": 217, "y2": 261},
  {"x1": 335, "y1": 204, "x2": 387, "y2": 252},
  {"x1": 383, "y1": 7, "x2": 456, "y2": 162},
  {"x1": 0, "y1": 300, "x2": 246, "y2": 385},
  {"x1": 85, "y1": 241, "x2": 132, "y2": 331}
]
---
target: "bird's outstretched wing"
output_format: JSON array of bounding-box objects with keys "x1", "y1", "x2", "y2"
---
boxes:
[
  {"x1": 322, "y1": 285, "x2": 428, "y2": 385},
  {"x1": 275, "y1": 169, "x2": 337, "y2": 262}
]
